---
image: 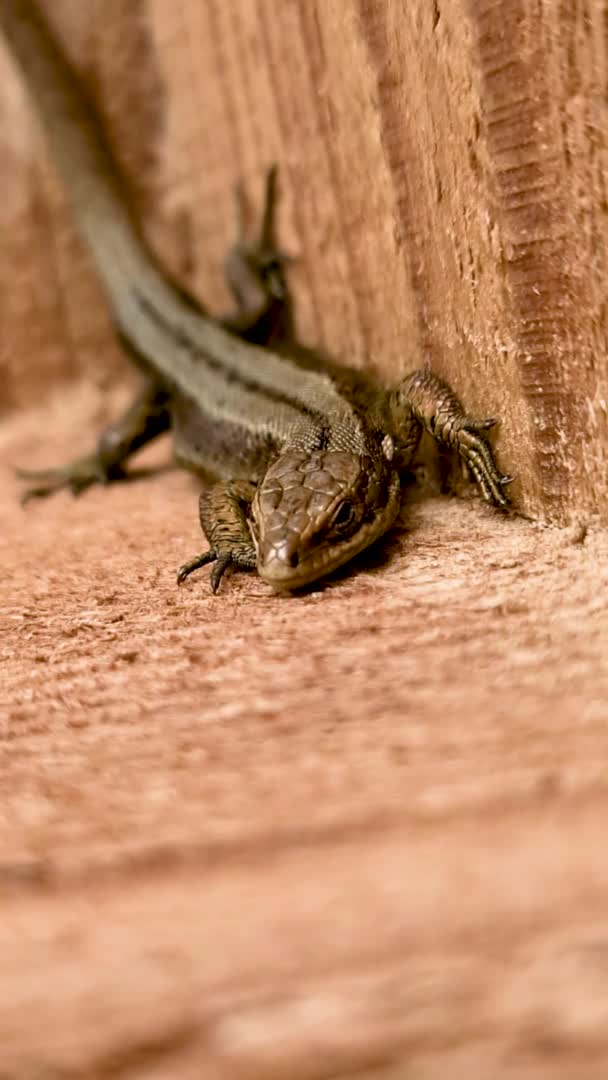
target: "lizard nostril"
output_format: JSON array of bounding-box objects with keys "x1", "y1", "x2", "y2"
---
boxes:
[{"x1": 289, "y1": 551, "x2": 300, "y2": 568}]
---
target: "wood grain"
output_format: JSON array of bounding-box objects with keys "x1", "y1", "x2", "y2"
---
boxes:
[
  {"x1": 1, "y1": 1, "x2": 607, "y2": 519},
  {"x1": 2, "y1": 387, "x2": 608, "y2": 1077}
]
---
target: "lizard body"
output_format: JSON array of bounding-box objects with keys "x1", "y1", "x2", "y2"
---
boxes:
[{"x1": 2, "y1": 0, "x2": 510, "y2": 592}]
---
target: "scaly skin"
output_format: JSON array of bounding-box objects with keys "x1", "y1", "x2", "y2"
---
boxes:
[{"x1": 3, "y1": 0, "x2": 511, "y2": 593}]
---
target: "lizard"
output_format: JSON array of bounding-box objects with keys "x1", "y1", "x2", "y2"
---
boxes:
[{"x1": 1, "y1": 0, "x2": 512, "y2": 594}]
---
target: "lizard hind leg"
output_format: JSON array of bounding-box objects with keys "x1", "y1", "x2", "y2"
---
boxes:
[
  {"x1": 177, "y1": 480, "x2": 258, "y2": 593},
  {"x1": 394, "y1": 369, "x2": 512, "y2": 509},
  {"x1": 17, "y1": 378, "x2": 171, "y2": 503},
  {"x1": 221, "y1": 165, "x2": 295, "y2": 343}
]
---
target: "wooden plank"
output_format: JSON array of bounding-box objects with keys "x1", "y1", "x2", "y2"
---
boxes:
[{"x1": 1, "y1": 0, "x2": 607, "y2": 522}]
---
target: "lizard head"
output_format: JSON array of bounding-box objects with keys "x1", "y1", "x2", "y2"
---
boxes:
[{"x1": 250, "y1": 450, "x2": 402, "y2": 590}]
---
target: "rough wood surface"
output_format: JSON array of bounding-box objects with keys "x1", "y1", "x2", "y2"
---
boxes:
[
  {"x1": 2, "y1": 387, "x2": 608, "y2": 1077},
  {"x1": 2, "y1": 5, "x2": 608, "y2": 1073},
  {"x1": 1, "y1": 1, "x2": 608, "y2": 521}
]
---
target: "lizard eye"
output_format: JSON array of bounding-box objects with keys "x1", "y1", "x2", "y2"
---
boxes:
[{"x1": 332, "y1": 500, "x2": 356, "y2": 533}]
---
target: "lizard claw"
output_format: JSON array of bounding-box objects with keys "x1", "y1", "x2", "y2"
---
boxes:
[
  {"x1": 210, "y1": 552, "x2": 233, "y2": 593},
  {"x1": 454, "y1": 424, "x2": 511, "y2": 509},
  {"x1": 176, "y1": 549, "x2": 216, "y2": 586},
  {"x1": 177, "y1": 546, "x2": 255, "y2": 593}
]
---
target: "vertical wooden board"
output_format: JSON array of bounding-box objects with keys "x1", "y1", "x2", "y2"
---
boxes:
[
  {"x1": 276, "y1": 2, "x2": 423, "y2": 374},
  {"x1": 1, "y1": 0, "x2": 608, "y2": 522},
  {"x1": 468, "y1": 0, "x2": 608, "y2": 516},
  {"x1": 251, "y1": 0, "x2": 366, "y2": 360}
]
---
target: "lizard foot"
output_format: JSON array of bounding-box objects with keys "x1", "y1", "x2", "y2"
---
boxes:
[
  {"x1": 17, "y1": 456, "x2": 123, "y2": 503},
  {"x1": 226, "y1": 165, "x2": 294, "y2": 304},
  {"x1": 178, "y1": 480, "x2": 258, "y2": 593},
  {"x1": 177, "y1": 546, "x2": 256, "y2": 594},
  {"x1": 452, "y1": 418, "x2": 512, "y2": 509}
]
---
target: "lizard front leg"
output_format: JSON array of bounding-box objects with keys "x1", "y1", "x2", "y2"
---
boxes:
[
  {"x1": 390, "y1": 369, "x2": 512, "y2": 508},
  {"x1": 177, "y1": 479, "x2": 257, "y2": 593},
  {"x1": 18, "y1": 378, "x2": 171, "y2": 501}
]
